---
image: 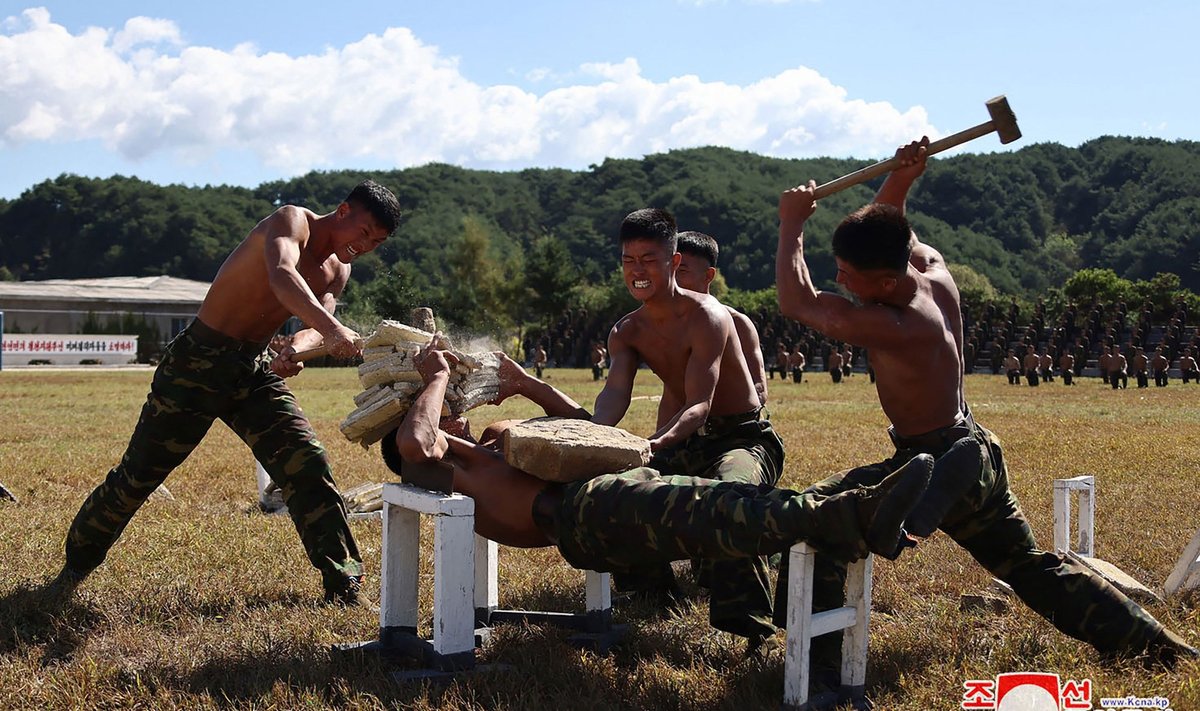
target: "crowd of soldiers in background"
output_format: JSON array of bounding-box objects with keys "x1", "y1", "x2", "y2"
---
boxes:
[
  {"x1": 523, "y1": 295, "x2": 1200, "y2": 389},
  {"x1": 975, "y1": 296, "x2": 1200, "y2": 389}
]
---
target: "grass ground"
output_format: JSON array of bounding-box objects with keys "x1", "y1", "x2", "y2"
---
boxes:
[{"x1": 1, "y1": 366, "x2": 1197, "y2": 710}]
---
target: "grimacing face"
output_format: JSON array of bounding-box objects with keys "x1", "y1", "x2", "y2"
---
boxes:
[
  {"x1": 621, "y1": 238, "x2": 679, "y2": 302},
  {"x1": 334, "y1": 203, "x2": 388, "y2": 264}
]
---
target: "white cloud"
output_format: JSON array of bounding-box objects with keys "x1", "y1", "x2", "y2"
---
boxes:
[{"x1": 0, "y1": 8, "x2": 938, "y2": 176}]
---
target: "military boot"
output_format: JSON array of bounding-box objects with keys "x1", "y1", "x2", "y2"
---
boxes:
[{"x1": 859, "y1": 453, "x2": 935, "y2": 558}]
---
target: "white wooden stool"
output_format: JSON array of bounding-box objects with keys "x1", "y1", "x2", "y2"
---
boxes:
[
  {"x1": 474, "y1": 537, "x2": 621, "y2": 648},
  {"x1": 784, "y1": 542, "x2": 872, "y2": 711},
  {"x1": 374, "y1": 482, "x2": 621, "y2": 676},
  {"x1": 380, "y1": 482, "x2": 479, "y2": 671},
  {"x1": 1052, "y1": 475, "x2": 1095, "y2": 556}
]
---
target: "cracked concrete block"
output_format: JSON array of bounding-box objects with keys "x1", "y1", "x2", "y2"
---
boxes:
[{"x1": 502, "y1": 417, "x2": 651, "y2": 482}]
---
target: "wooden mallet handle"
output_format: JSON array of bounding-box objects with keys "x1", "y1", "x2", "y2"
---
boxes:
[{"x1": 812, "y1": 95, "x2": 1021, "y2": 199}]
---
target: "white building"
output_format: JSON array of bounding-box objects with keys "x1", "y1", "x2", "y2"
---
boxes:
[{"x1": 0, "y1": 276, "x2": 211, "y2": 356}]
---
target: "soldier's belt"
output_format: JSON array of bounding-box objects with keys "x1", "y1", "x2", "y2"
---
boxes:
[{"x1": 186, "y1": 319, "x2": 269, "y2": 357}]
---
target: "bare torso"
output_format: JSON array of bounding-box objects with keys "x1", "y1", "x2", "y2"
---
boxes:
[
  {"x1": 441, "y1": 431, "x2": 551, "y2": 548},
  {"x1": 616, "y1": 292, "x2": 759, "y2": 419},
  {"x1": 196, "y1": 206, "x2": 348, "y2": 342},
  {"x1": 871, "y1": 267, "x2": 964, "y2": 437}
]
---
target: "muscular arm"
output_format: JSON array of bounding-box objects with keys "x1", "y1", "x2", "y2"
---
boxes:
[
  {"x1": 288, "y1": 292, "x2": 341, "y2": 353},
  {"x1": 651, "y1": 304, "x2": 728, "y2": 449},
  {"x1": 396, "y1": 354, "x2": 453, "y2": 463},
  {"x1": 263, "y1": 208, "x2": 359, "y2": 359},
  {"x1": 872, "y1": 137, "x2": 947, "y2": 275},
  {"x1": 776, "y1": 184, "x2": 916, "y2": 350},
  {"x1": 592, "y1": 326, "x2": 637, "y2": 426}
]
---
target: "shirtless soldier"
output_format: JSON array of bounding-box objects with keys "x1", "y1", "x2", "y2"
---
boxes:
[
  {"x1": 789, "y1": 348, "x2": 807, "y2": 383},
  {"x1": 593, "y1": 208, "x2": 785, "y2": 646},
  {"x1": 51, "y1": 180, "x2": 402, "y2": 605},
  {"x1": 669, "y1": 230, "x2": 768, "y2": 408},
  {"x1": 1152, "y1": 346, "x2": 1170, "y2": 387},
  {"x1": 776, "y1": 138, "x2": 1195, "y2": 689},
  {"x1": 1004, "y1": 349, "x2": 1021, "y2": 385}
]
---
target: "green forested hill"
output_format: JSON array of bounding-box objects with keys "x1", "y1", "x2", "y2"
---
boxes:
[{"x1": 2, "y1": 136, "x2": 1197, "y2": 332}]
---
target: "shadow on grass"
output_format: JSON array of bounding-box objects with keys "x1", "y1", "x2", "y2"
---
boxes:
[{"x1": 0, "y1": 580, "x2": 102, "y2": 665}]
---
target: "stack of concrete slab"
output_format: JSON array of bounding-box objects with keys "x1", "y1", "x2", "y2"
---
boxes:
[{"x1": 339, "y1": 320, "x2": 500, "y2": 448}]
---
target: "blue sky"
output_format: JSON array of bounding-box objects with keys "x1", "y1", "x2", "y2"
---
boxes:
[{"x1": 1, "y1": 1, "x2": 1196, "y2": 200}]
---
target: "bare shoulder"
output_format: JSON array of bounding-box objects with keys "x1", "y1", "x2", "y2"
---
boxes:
[
  {"x1": 726, "y1": 306, "x2": 757, "y2": 331},
  {"x1": 609, "y1": 309, "x2": 643, "y2": 343},
  {"x1": 255, "y1": 205, "x2": 316, "y2": 238},
  {"x1": 689, "y1": 292, "x2": 732, "y2": 329}
]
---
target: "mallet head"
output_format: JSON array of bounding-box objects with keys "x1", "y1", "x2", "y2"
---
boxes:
[{"x1": 985, "y1": 95, "x2": 1021, "y2": 144}]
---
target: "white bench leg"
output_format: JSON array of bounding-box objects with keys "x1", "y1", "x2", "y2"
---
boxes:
[
  {"x1": 784, "y1": 543, "x2": 873, "y2": 710},
  {"x1": 432, "y1": 512, "x2": 476, "y2": 656},
  {"x1": 784, "y1": 544, "x2": 816, "y2": 709},
  {"x1": 381, "y1": 502, "x2": 420, "y2": 631},
  {"x1": 1053, "y1": 476, "x2": 1095, "y2": 556},
  {"x1": 841, "y1": 555, "x2": 873, "y2": 691},
  {"x1": 475, "y1": 534, "x2": 498, "y2": 618},
  {"x1": 585, "y1": 571, "x2": 611, "y2": 613}
]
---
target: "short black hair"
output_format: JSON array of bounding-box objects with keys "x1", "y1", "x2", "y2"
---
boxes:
[
  {"x1": 379, "y1": 428, "x2": 403, "y2": 476},
  {"x1": 831, "y1": 203, "x2": 912, "y2": 273},
  {"x1": 677, "y1": 230, "x2": 718, "y2": 267},
  {"x1": 346, "y1": 179, "x2": 403, "y2": 235},
  {"x1": 619, "y1": 208, "x2": 677, "y2": 253}
]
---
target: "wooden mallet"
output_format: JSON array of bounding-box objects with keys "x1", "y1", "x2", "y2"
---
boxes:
[{"x1": 812, "y1": 95, "x2": 1021, "y2": 199}]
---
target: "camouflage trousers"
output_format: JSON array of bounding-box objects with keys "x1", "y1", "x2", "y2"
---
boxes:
[
  {"x1": 544, "y1": 469, "x2": 865, "y2": 594},
  {"x1": 776, "y1": 416, "x2": 1168, "y2": 666},
  {"x1": 64, "y1": 321, "x2": 363, "y2": 590},
  {"x1": 610, "y1": 411, "x2": 785, "y2": 639}
]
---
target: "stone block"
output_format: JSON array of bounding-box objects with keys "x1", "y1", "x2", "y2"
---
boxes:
[
  {"x1": 502, "y1": 417, "x2": 651, "y2": 482},
  {"x1": 1066, "y1": 551, "x2": 1164, "y2": 605}
]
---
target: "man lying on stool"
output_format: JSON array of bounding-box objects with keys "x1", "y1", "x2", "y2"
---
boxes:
[{"x1": 380, "y1": 346, "x2": 934, "y2": 600}]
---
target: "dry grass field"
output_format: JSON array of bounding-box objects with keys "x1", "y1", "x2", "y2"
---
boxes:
[{"x1": 1, "y1": 366, "x2": 1198, "y2": 710}]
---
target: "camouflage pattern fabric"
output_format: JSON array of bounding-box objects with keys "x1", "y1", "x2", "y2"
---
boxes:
[
  {"x1": 548, "y1": 468, "x2": 868, "y2": 579},
  {"x1": 776, "y1": 417, "x2": 1169, "y2": 669},
  {"x1": 611, "y1": 412, "x2": 785, "y2": 639},
  {"x1": 63, "y1": 324, "x2": 363, "y2": 590}
]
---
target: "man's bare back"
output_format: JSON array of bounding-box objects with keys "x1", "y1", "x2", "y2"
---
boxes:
[{"x1": 856, "y1": 270, "x2": 963, "y2": 434}]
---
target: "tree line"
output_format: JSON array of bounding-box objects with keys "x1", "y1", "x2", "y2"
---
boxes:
[{"x1": 1, "y1": 136, "x2": 1198, "y2": 338}]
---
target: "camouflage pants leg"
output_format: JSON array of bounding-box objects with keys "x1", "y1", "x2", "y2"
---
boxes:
[
  {"x1": 941, "y1": 432, "x2": 1165, "y2": 654},
  {"x1": 552, "y1": 469, "x2": 860, "y2": 577},
  {"x1": 64, "y1": 329, "x2": 362, "y2": 587},
  {"x1": 613, "y1": 419, "x2": 784, "y2": 639},
  {"x1": 65, "y1": 334, "x2": 224, "y2": 574},
  {"x1": 221, "y1": 357, "x2": 363, "y2": 588},
  {"x1": 775, "y1": 424, "x2": 1168, "y2": 663}
]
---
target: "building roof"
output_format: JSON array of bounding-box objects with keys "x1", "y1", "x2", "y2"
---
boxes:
[{"x1": 0, "y1": 276, "x2": 211, "y2": 305}]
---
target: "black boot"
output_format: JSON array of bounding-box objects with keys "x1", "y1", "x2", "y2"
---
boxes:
[
  {"x1": 1143, "y1": 627, "x2": 1200, "y2": 669},
  {"x1": 859, "y1": 453, "x2": 934, "y2": 559},
  {"x1": 906, "y1": 437, "x2": 983, "y2": 538},
  {"x1": 323, "y1": 574, "x2": 365, "y2": 607}
]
